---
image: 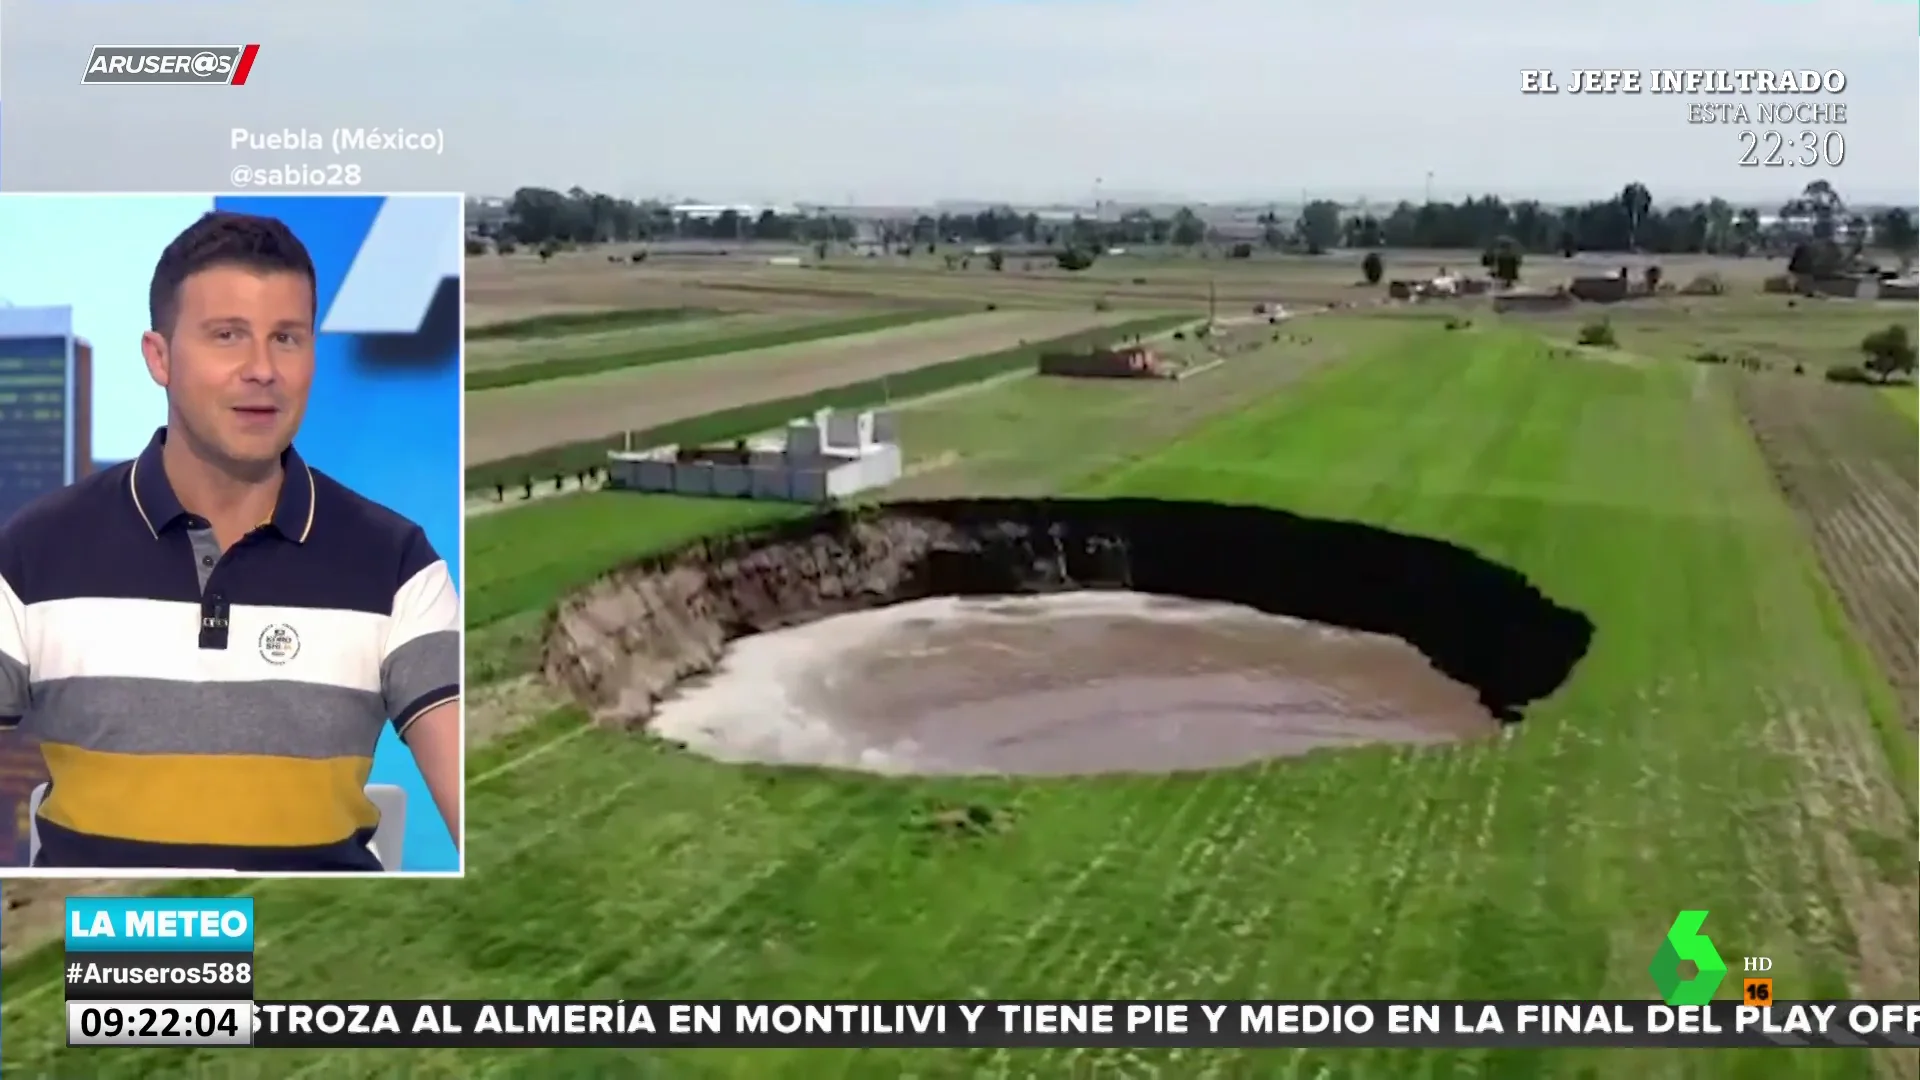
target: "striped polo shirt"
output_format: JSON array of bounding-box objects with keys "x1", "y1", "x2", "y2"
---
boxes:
[{"x1": 0, "y1": 427, "x2": 460, "y2": 871}]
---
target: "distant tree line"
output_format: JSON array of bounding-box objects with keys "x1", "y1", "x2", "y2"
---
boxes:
[
  {"x1": 478, "y1": 180, "x2": 1917, "y2": 264},
  {"x1": 484, "y1": 187, "x2": 860, "y2": 246}
]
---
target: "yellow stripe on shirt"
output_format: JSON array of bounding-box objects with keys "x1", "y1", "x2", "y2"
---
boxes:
[{"x1": 37, "y1": 743, "x2": 380, "y2": 848}]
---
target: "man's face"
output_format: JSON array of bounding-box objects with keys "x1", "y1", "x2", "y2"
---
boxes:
[{"x1": 145, "y1": 264, "x2": 314, "y2": 468}]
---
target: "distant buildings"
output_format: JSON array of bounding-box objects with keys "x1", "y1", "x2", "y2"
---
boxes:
[
  {"x1": 0, "y1": 304, "x2": 91, "y2": 527},
  {"x1": 465, "y1": 196, "x2": 509, "y2": 237},
  {"x1": 670, "y1": 204, "x2": 784, "y2": 221}
]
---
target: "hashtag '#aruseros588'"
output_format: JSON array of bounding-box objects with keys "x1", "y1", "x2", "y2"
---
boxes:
[{"x1": 65, "y1": 950, "x2": 254, "y2": 1001}]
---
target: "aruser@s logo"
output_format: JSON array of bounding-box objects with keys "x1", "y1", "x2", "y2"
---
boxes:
[{"x1": 1648, "y1": 910, "x2": 1727, "y2": 1006}]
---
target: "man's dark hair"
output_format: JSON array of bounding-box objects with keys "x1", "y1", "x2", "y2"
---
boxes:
[{"x1": 149, "y1": 211, "x2": 318, "y2": 336}]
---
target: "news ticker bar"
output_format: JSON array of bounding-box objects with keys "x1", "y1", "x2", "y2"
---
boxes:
[
  {"x1": 62, "y1": 1000, "x2": 1920, "y2": 1049},
  {"x1": 63, "y1": 951, "x2": 254, "y2": 1002}
]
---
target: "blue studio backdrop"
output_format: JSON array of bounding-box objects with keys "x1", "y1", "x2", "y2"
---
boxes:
[{"x1": 214, "y1": 195, "x2": 463, "y2": 872}]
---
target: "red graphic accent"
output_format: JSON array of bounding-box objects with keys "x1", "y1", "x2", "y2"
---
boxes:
[{"x1": 231, "y1": 44, "x2": 260, "y2": 86}]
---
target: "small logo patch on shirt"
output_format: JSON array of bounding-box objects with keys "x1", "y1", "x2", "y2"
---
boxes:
[{"x1": 257, "y1": 624, "x2": 301, "y2": 664}]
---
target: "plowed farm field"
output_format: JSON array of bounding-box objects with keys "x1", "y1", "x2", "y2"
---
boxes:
[
  {"x1": 469, "y1": 247, "x2": 1797, "y2": 318},
  {"x1": 466, "y1": 309, "x2": 1138, "y2": 465},
  {"x1": 465, "y1": 251, "x2": 906, "y2": 326},
  {"x1": 465, "y1": 312, "x2": 826, "y2": 371},
  {"x1": 1734, "y1": 373, "x2": 1920, "y2": 731}
]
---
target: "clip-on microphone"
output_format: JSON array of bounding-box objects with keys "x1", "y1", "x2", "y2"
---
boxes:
[{"x1": 199, "y1": 593, "x2": 230, "y2": 650}]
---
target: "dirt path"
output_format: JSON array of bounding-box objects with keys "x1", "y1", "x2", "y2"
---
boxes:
[
  {"x1": 1732, "y1": 372, "x2": 1919, "y2": 731},
  {"x1": 467, "y1": 310, "x2": 1135, "y2": 465}
]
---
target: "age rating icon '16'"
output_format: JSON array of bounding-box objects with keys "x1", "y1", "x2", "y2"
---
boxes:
[{"x1": 1649, "y1": 910, "x2": 1728, "y2": 1006}]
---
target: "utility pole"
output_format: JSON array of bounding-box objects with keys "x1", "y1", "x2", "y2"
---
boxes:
[
  {"x1": 1208, "y1": 278, "x2": 1217, "y2": 325},
  {"x1": 1425, "y1": 172, "x2": 1435, "y2": 205}
]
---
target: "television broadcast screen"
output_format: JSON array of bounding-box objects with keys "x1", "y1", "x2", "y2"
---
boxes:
[{"x1": 0, "y1": 2, "x2": 1915, "y2": 1077}]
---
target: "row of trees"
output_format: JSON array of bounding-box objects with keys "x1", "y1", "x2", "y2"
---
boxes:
[
  {"x1": 483, "y1": 181, "x2": 1917, "y2": 260},
  {"x1": 485, "y1": 188, "x2": 859, "y2": 247}
]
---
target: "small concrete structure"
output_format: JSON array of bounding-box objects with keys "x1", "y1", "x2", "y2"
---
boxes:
[
  {"x1": 1800, "y1": 274, "x2": 1874, "y2": 299},
  {"x1": 1493, "y1": 289, "x2": 1575, "y2": 314},
  {"x1": 1389, "y1": 276, "x2": 1490, "y2": 302},
  {"x1": 1038, "y1": 343, "x2": 1178, "y2": 379},
  {"x1": 1568, "y1": 275, "x2": 1632, "y2": 303},
  {"x1": 607, "y1": 408, "x2": 903, "y2": 503}
]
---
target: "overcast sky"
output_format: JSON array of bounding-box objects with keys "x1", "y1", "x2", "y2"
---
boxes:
[{"x1": 2, "y1": 0, "x2": 1914, "y2": 205}]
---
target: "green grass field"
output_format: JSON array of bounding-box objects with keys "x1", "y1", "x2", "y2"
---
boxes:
[
  {"x1": 1521, "y1": 294, "x2": 1904, "y2": 371},
  {"x1": 8, "y1": 323, "x2": 1913, "y2": 1078},
  {"x1": 1884, "y1": 385, "x2": 1918, "y2": 423}
]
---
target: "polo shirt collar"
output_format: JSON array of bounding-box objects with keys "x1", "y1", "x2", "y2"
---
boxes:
[{"x1": 128, "y1": 426, "x2": 316, "y2": 543}]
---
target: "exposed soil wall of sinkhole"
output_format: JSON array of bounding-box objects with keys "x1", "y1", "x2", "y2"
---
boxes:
[{"x1": 541, "y1": 498, "x2": 1596, "y2": 740}]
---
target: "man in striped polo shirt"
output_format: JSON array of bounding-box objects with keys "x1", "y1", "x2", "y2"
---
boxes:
[{"x1": 0, "y1": 210, "x2": 461, "y2": 871}]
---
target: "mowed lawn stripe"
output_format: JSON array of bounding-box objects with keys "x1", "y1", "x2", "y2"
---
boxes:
[
  {"x1": 465, "y1": 308, "x2": 958, "y2": 390},
  {"x1": 7, "y1": 330, "x2": 1911, "y2": 1078}
]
